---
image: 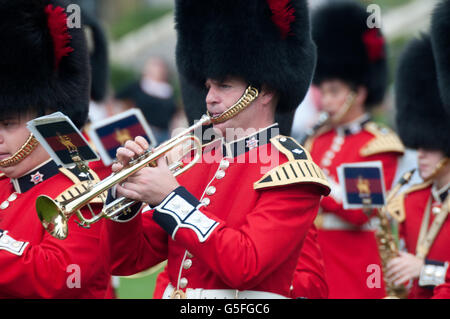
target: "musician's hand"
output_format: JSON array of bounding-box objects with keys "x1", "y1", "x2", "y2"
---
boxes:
[
  {"x1": 114, "y1": 136, "x2": 179, "y2": 206},
  {"x1": 113, "y1": 136, "x2": 150, "y2": 172},
  {"x1": 116, "y1": 156, "x2": 179, "y2": 206},
  {"x1": 385, "y1": 251, "x2": 424, "y2": 286}
]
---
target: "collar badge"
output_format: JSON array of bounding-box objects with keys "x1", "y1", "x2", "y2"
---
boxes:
[
  {"x1": 246, "y1": 136, "x2": 259, "y2": 150},
  {"x1": 30, "y1": 171, "x2": 44, "y2": 185}
]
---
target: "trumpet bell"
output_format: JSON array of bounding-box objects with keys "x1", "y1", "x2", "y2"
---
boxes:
[{"x1": 36, "y1": 195, "x2": 69, "y2": 240}]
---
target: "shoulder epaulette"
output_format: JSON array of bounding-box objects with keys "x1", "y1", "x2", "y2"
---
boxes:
[
  {"x1": 56, "y1": 166, "x2": 106, "y2": 204},
  {"x1": 254, "y1": 135, "x2": 331, "y2": 195},
  {"x1": 360, "y1": 122, "x2": 405, "y2": 157},
  {"x1": 387, "y1": 180, "x2": 432, "y2": 223}
]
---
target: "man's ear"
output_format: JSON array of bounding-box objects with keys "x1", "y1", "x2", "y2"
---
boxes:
[
  {"x1": 355, "y1": 85, "x2": 368, "y2": 105},
  {"x1": 259, "y1": 85, "x2": 278, "y2": 106}
]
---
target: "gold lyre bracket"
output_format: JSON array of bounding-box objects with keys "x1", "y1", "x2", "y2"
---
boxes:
[
  {"x1": 0, "y1": 134, "x2": 39, "y2": 168},
  {"x1": 55, "y1": 132, "x2": 93, "y2": 178},
  {"x1": 207, "y1": 86, "x2": 259, "y2": 124}
]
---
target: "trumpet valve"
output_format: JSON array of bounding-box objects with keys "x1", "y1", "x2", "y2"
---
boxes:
[
  {"x1": 128, "y1": 149, "x2": 153, "y2": 167},
  {"x1": 169, "y1": 161, "x2": 184, "y2": 173}
]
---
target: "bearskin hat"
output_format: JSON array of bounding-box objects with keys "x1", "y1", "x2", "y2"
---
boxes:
[
  {"x1": 0, "y1": 0, "x2": 90, "y2": 128},
  {"x1": 430, "y1": 0, "x2": 450, "y2": 114},
  {"x1": 176, "y1": 0, "x2": 316, "y2": 116},
  {"x1": 395, "y1": 35, "x2": 450, "y2": 156},
  {"x1": 83, "y1": 11, "x2": 109, "y2": 102},
  {"x1": 311, "y1": 0, "x2": 388, "y2": 108}
]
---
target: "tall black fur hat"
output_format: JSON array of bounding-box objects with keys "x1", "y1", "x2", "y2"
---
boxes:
[
  {"x1": 83, "y1": 11, "x2": 109, "y2": 102},
  {"x1": 431, "y1": 0, "x2": 450, "y2": 114},
  {"x1": 175, "y1": 0, "x2": 316, "y2": 114},
  {"x1": 312, "y1": 0, "x2": 388, "y2": 108},
  {"x1": 0, "y1": 0, "x2": 90, "y2": 128},
  {"x1": 395, "y1": 35, "x2": 450, "y2": 156}
]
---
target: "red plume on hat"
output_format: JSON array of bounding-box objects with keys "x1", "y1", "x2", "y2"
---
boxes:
[
  {"x1": 45, "y1": 4, "x2": 74, "y2": 68},
  {"x1": 363, "y1": 28, "x2": 385, "y2": 62},
  {"x1": 267, "y1": 0, "x2": 296, "y2": 39}
]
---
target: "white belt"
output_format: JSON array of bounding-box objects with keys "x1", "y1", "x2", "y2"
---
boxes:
[
  {"x1": 318, "y1": 213, "x2": 379, "y2": 231},
  {"x1": 162, "y1": 283, "x2": 289, "y2": 299}
]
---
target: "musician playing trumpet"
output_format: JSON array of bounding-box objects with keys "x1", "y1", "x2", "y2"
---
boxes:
[{"x1": 101, "y1": 0, "x2": 331, "y2": 299}]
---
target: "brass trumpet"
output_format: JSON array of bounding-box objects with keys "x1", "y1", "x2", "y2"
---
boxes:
[
  {"x1": 36, "y1": 115, "x2": 212, "y2": 240},
  {"x1": 37, "y1": 85, "x2": 260, "y2": 240}
]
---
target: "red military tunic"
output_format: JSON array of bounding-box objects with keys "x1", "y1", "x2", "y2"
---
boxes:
[
  {"x1": 289, "y1": 224, "x2": 329, "y2": 299},
  {"x1": 89, "y1": 159, "x2": 112, "y2": 180},
  {"x1": 0, "y1": 160, "x2": 113, "y2": 298},
  {"x1": 306, "y1": 116, "x2": 404, "y2": 298},
  {"x1": 433, "y1": 283, "x2": 450, "y2": 299},
  {"x1": 395, "y1": 181, "x2": 450, "y2": 299},
  {"x1": 102, "y1": 125, "x2": 330, "y2": 298},
  {"x1": 151, "y1": 225, "x2": 329, "y2": 299}
]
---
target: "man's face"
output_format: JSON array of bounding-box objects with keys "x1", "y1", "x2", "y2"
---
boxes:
[
  {"x1": 0, "y1": 115, "x2": 31, "y2": 160},
  {"x1": 319, "y1": 79, "x2": 355, "y2": 124},
  {"x1": 0, "y1": 113, "x2": 38, "y2": 177},
  {"x1": 205, "y1": 77, "x2": 254, "y2": 137},
  {"x1": 417, "y1": 148, "x2": 447, "y2": 181}
]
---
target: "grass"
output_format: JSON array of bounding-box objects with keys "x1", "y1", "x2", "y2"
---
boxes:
[
  {"x1": 116, "y1": 263, "x2": 166, "y2": 299},
  {"x1": 116, "y1": 272, "x2": 159, "y2": 299}
]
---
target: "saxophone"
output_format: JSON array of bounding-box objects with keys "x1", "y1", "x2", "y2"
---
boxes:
[{"x1": 376, "y1": 169, "x2": 415, "y2": 299}]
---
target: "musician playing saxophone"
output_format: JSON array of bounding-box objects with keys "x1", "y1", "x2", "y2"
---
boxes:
[
  {"x1": 304, "y1": 1, "x2": 404, "y2": 298},
  {"x1": 385, "y1": 33, "x2": 450, "y2": 299}
]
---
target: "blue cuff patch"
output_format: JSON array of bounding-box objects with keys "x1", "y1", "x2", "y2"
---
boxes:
[{"x1": 153, "y1": 186, "x2": 219, "y2": 242}]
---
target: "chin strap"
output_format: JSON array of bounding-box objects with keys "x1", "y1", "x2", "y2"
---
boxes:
[
  {"x1": 0, "y1": 134, "x2": 39, "y2": 168},
  {"x1": 424, "y1": 157, "x2": 449, "y2": 182},
  {"x1": 329, "y1": 91, "x2": 357, "y2": 126},
  {"x1": 207, "y1": 86, "x2": 259, "y2": 124}
]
